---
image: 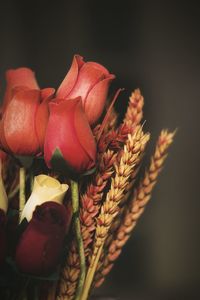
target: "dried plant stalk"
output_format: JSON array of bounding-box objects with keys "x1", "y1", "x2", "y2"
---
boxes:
[
  {"x1": 80, "y1": 127, "x2": 150, "y2": 300},
  {"x1": 93, "y1": 127, "x2": 150, "y2": 262},
  {"x1": 57, "y1": 150, "x2": 117, "y2": 300},
  {"x1": 98, "y1": 89, "x2": 144, "y2": 155},
  {"x1": 56, "y1": 243, "x2": 80, "y2": 300},
  {"x1": 94, "y1": 131, "x2": 146, "y2": 286},
  {"x1": 123, "y1": 88, "x2": 144, "y2": 127},
  {"x1": 94, "y1": 130, "x2": 175, "y2": 287},
  {"x1": 101, "y1": 89, "x2": 144, "y2": 206},
  {"x1": 102, "y1": 135, "x2": 146, "y2": 251},
  {"x1": 80, "y1": 150, "x2": 117, "y2": 251},
  {"x1": 104, "y1": 108, "x2": 118, "y2": 133},
  {"x1": 2, "y1": 157, "x2": 19, "y2": 198}
]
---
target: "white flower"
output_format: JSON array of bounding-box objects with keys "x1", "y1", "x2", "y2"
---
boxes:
[{"x1": 20, "y1": 174, "x2": 68, "y2": 222}]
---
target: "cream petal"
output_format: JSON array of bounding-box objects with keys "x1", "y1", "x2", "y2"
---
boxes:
[{"x1": 20, "y1": 175, "x2": 68, "y2": 222}]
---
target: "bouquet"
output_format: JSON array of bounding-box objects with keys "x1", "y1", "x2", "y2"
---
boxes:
[{"x1": 0, "y1": 55, "x2": 175, "y2": 300}]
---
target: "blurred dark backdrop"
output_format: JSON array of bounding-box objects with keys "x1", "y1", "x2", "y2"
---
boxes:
[{"x1": 0, "y1": 1, "x2": 200, "y2": 299}]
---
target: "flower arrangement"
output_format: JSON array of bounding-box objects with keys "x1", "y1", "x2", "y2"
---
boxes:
[{"x1": 0, "y1": 55, "x2": 175, "y2": 300}]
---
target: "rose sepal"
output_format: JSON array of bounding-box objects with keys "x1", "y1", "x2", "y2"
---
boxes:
[{"x1": 50, "y1": 148, "x2": 96, "y2": 178}]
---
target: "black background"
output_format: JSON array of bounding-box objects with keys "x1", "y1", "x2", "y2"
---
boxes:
[{"x1": 0, "y1": 1, "x2": 200, "y2": 299}]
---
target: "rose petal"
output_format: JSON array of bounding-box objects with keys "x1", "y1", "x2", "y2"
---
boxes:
[
  {"x1": 84, "y1": 74, "x2": 115, "y2": 125},
  {"x1": 40, "y1": 88, "x2": 55, "y2": 101},
  {"x1": 35, "y1": 88, "x2": 55, "y2": 151},
  {"x1": 74, "y1": 99, "x2": 96, "y2": 164},
  {"x1": 21, "y1": 174, "x2": 68, "y2": 222},
  {"x1": 68, "y1": 62, "x2": 107, "y2": 102},
  {"x1": 2, "y1": 89, "x2": 40, "y2": 155},
  {"x1": 3, "y1": 68, "x2": 39, "y2": 112},
  {"x1": 57, "y1": 55, "x2": 84, "y2": 99}
]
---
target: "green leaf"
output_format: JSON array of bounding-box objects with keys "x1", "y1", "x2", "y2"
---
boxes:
[
  {"x1": 81, "y1": 166, "x2": 96, "y2": 177},
  {"x1": 50, "y1": 148, "x2": 96, "y2": 178},
  {"x1": 15, "y1": 155, "x2": 34, "y2": 169},
  {"x1": 50, "y1": 148, "x2": 75, "y2": 176},
  {"x1": 7, "y1": 208, "x2": 18, "y2": 219}
]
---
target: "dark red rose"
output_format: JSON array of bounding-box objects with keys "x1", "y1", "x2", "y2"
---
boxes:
[{"x1": 15, "y1": 201, "x2": 69, "y2": 276}]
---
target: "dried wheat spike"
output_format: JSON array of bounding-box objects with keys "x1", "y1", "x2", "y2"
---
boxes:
[
  {"x1": 93, "y1": 108, "x2": 118, "y2": 144},
  {"x1": 89, "y1": 127, "x2": 150, "y2": 271},
  {"x1": 80, "y1": 149, "x2": 117, "y2": 250},
  {"x1": 103, "y1": 134, "x2": 147, "y2": 250},
  {"x1": 95, "y1": 130, "x2": 175, "y2": 287},
  {"x1": 98, "y1": 123, "x2": 133, "y2": 155},
  {"x1": 94, "y1": 130, "x2": 147, "y2": 285},
  {"x1": 124, "y1": 88, "x2": 144, "y2": 127},
  {"x1": 82, "y1": 124, "x2": 138, "y2": 253},
  {"x1": 56, "y1": 242, "x2": 80, "y2": 300},
  {"x1": 98, "y1": 88, "x2": 144, "y2": 155},
  {"x1": 57, "y1": 150, "x2": 117, "y2": 300},
  {"x1": 104, "y1": 108, "x2": 118, "y2": 133}
]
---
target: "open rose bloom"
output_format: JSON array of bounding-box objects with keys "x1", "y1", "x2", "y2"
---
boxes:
[{"x1": 0, "y1": 55, "x2": 175, "y2": 300}]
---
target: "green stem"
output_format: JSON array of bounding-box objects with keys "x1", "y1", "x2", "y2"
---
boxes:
[
  {"x1": 80, "y1": 244, "x2": 104, "y2": 300},
  {"x1": 30, "y1": 171, "x2": 34, "y2": 192},
  {"x1": 8, "y1": 184, "x2": 19, "y2": 199},
  {"x1": 19, "y1": 167, "x2": 26, "y2": 222},
  {"x1": 8, "y1": 175, "x2": 30, "y2": 199},
  {"x1": 70, "y1": 179, "x2": 86, "y2": 300}
]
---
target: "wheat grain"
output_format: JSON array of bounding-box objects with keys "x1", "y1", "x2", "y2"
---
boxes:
[
  {"x1": 95, "y1": 130, "x2": 175, "y2": 287},
  {"x1": 80, "y1": 127, "x2": 150, "y2": 300},
  {"x1": 57, "y1": 150, "x2": 117, "y2": 300},
  {"x1": 124, "y1": 88, "x2": 144, "y2": 127}
]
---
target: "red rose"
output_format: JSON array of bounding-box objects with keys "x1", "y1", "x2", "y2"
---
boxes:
[
  {"x1": 0, "y1": 68, "x2": 55, "y2": 155},
  {"x1": 57, "y1": 55, "x2": 115, "y2": 125},
  {"x1": 0, "y1": 209, "x2": 6, "y2": 265},
  {"x1": 44, "y1": 97, "x2": 96, "y2": 174},
  {"x1": 2, "y1": 67, "x2": 39, "y2": 112},
  {"x1": 15, "y1": 202, "x2": 69, "y2": 276}
]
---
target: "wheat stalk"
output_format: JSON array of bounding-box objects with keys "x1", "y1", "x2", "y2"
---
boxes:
[
  {"x1": 98, "y1": 94, "x2": 146, "y2": 265},
  {"x1": 94, "y1": 133, "x2": 146, "y2": 287},
  {"x1": 98, "y1": 88, "x2": 144, "y2": 156},
  {"x1": 104, "y1": 108, "x2": 118, "y2": 133},
  {"x1": 56, "y1": 242, "x2": 80, "y2": 300},
  {"x1": 94, "y1": 130, "x2": 175, "y2": 287},
  {"x1": 80, "y1": 127, "x2": 150, "y2": 300},
  {"x1": 56, "y1": 150, "x2": 117, "y2": 300},
  {"x1": 96, "y1": 90, "x2": 145, "y2": 253},
  {"x1": 80, "y1": 150, "x2": 117, "y2": 251},
  {"x1": 124, "y1": 88, "x2": 144, "y2": 126}
]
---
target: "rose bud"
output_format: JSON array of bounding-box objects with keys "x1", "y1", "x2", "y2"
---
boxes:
[
  {"x1": 0, "y1": 84, "x2": 55, "y2": 156},
  {"x1": 15, "y1": 201, "x2": 70, "y2": 276},
  {"x1": 20, "y1": 174, "x2": 68, "y2": 222},
  {"x1": 2, "y1": 67, "x2": 39, "y2": 112},
  {"x1": 57, "y1": 55, "x2": 115, "y2": 125},
  {"x1": 44, "y1": 97, "x2": 96, "y2": 174}
]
